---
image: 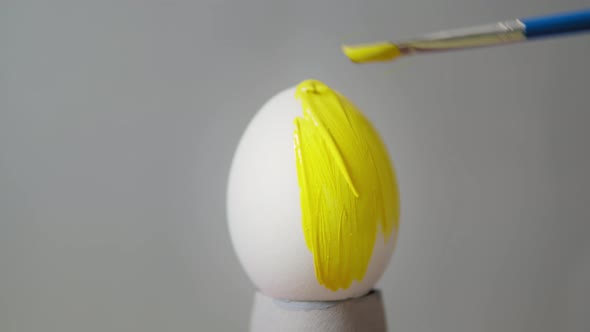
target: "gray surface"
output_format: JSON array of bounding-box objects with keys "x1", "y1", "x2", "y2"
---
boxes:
[{"x1": 1, "y1": 1, "x2": 589, "y2": 331}]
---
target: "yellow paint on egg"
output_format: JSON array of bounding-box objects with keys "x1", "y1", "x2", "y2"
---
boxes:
[{"x1": 293, "y1": 80, "x2": 399, "y2": 291}]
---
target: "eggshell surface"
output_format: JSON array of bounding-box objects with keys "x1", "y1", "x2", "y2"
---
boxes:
[{"x1": 227, "y1": 84, "x2": 397, "y2": 301}]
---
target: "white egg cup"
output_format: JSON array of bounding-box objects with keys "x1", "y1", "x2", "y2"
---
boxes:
[{"x1": 250, "y1": 289, "x2": 386, "y2": 332}]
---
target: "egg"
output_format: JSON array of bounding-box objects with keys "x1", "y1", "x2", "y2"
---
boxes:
[{"x1": 227, "y1": 79, "x2": 399, "y2": 301}]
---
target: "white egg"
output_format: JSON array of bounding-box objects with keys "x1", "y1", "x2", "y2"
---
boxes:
[{"x1": 227, "y1": 81, "x2": 398, "y2": 301}]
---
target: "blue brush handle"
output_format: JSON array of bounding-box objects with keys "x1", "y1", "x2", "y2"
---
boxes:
[{"x1": 521, "y1": 8, "x2": 590, "y2": 39}]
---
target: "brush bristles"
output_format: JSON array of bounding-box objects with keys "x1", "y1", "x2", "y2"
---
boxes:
[{"x1": 341, "y1": 42, "x2": 402, "y2": 64}]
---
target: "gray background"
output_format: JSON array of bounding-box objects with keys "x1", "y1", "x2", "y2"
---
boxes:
[{"x1": 1, "y1": 0, "x2": 589, "y2": 331}]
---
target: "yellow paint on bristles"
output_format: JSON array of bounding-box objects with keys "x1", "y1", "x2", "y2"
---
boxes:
[
  {"x1": 342, "y1": 42, "x2": 402, "y2": 63},
  {"x1": 293, "y1": 80, "x2": 399, "y2": 291}
]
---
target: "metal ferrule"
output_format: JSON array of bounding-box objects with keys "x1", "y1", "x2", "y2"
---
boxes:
[{"x1": 397, "y1": 19, "x2": 527, "y2": 55}]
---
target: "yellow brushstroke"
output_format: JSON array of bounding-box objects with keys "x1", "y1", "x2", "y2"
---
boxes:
[
  {"x1": 342, "y1": 42, "x2": 402, "y2": 63},
  {"x1": 293, "y1": 80, "x2": 399, "y2": 291}
]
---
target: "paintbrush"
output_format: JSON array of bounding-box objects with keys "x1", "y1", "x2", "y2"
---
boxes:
[{"x1": 342, "y1": 7, "x2": 590, "y2": 64}]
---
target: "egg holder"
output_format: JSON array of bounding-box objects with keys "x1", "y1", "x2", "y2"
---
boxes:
[{"x1": 250, "y1": 290, "x2": 386, "y2": 332}]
